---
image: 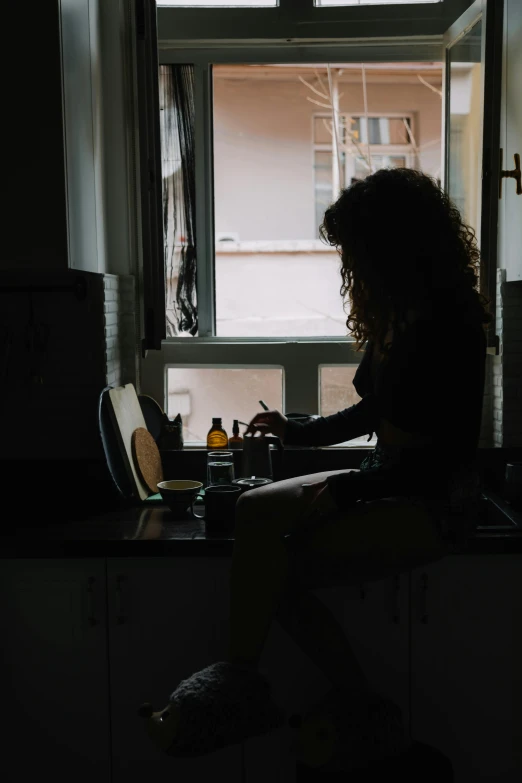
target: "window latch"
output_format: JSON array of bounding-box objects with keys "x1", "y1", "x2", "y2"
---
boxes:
[{"x1": 499, "y1": 150, "x2": 522, "y2": 198}]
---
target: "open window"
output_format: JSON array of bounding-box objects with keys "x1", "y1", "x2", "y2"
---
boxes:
[{"x1": 138, "y1": 0, "x2": 502, "y2": 445}]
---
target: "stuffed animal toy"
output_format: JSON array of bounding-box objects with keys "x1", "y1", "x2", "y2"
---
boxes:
[{"x1": 138, "y1": 661, "x2": 286, "y2": 756}]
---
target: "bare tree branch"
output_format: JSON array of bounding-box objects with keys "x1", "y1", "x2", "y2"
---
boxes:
[
  {"x1": 314, "y1": 68, "x2": 329, "y2": 96},
  {"x1": 417, "y1": 74, "x2": 443, "y2": 98},
  {"x1": 299, "y1": 75, "x2": 330, "y2": 101},
  {"x1": 402, "y1": 117, "x2": 420, "y2": 161},
  {"x1": 306, "y1": 96, "x2": 334, "y2": 109}
]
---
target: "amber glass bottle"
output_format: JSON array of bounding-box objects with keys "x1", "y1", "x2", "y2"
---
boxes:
[
  {"x1": 207, "y1": 418, "x2": 228, "y2": 449},
  {"x1": 228, "y1": 420, "x2": 244, "y2": 450}
]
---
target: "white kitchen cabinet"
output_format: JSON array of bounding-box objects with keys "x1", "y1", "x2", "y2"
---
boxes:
[
  {"x1": 0, "y1": 558, "x2": 110, "y2": 783},
  {"x1": 410, "y1": 555, "x2": 522, "y2": 782},
  {"x1": 245, "y1": 575, "x2": 410, "y2": 782},
  {"x1": 106, "y1": 556, "x2": 242, "y2": 783}
]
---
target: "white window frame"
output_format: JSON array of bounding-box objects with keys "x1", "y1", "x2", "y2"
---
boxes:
[{"x1": 141, "y1": 3, "x2": 455, "y2": 443}]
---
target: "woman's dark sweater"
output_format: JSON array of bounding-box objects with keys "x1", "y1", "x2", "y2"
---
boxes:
[{"x1": 283, "y1": 315, "x2": 487, "y2": 511}]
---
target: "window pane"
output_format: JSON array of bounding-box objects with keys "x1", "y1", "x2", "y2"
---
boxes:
[
  {"x1": 314, "y1": 116, "x2": 333, "y2": 144},
  {"x1": 167, "y1": 367, "x2": 283, "y2": 443},
  {"x1": 157, "y1": 1, "x2": 277, "y2": 6},
  {"x1": 315, "y1": 1, "x2": 440, "y2": 6},
  {"x1": 447, "y1": 19, "x2": 483, "y2": 243},
  {"x1": 314, "y1": 150, "x2": 333, "y2": 237},
  {"x1": 352, "y1": 116, "x2": 411, "y2": 145},
  {"x1": 353, "y1": 154, "x2": 406, "y2": 180},
  {"x1": 213, "y1": 62, "x2": 442, "y2": 337},
  {"x1": 320, "y1": 366, "x2": 377, "y2": 446}
]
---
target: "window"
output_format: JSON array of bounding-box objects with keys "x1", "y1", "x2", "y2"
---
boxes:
[
  {"x1": 167, "y1": 367, "x2": 283, "y2": 442},
  {"x1": 154, "y1": 58, "x2": 443, "y2": 442},
  {"x1": 320, "y1": 365, "x2": 377, "y2": 445},
  {"x1": 313, "y1": 112, "x2": 415, "y2": 238},
  {"x1": 446, "y1": 18, "x2": 483, "y2": 245},
  {"x1": 141, "y1": 0, "x2": 501, "y2": 442}
]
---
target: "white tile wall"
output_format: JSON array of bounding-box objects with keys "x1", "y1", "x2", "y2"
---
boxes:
[
  {"x1": 103, "y1": 274, "x2": 137, "y2": 388},
  {"x1": 494, "y1": 268, "x2": 522, "y2": 447}
]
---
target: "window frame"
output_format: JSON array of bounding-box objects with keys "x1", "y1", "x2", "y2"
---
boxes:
[
  {"x1": 149, "y1": 44, "x2": 445, "y2": 434},
  {"x1": 142, "y1": 0, "x2": 500, "y2": 441},
  {"x1": 157, "y1": 0, "x2": 473, "y2": 44}
]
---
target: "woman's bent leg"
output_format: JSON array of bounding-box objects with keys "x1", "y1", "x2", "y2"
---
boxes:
[
  {"x1": 275, "y1": 586, "x2": 371, "y2": 693},
  {"x1": 228, "y1": 472, "x2": 449, "y2": 684},
  {"x1": 227, "y1": 470, "x2": 350, "y2": 669}
]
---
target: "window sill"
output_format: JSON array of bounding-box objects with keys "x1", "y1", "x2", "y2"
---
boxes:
[{"x1": 168, "y1": 442, "x2": 376, "y2": 451}]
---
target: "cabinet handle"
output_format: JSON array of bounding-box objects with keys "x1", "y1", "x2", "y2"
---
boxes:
[
  {"x1": 87, "y1": 576, "x2": 97, "y2": 627},
  {"x1": 116, "y1": 574, "x2": 127, "y2": 625},
  {"x1": 392, "y1": 575, "x2": 400, "y2": 624},
  {"x1": 419, "y1": 572, "x2": 428, "y2": 624}
]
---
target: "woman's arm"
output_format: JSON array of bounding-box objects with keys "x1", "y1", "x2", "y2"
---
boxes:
[{"x1": 283, "y1": 393, "x2": 378, "y2": 447}]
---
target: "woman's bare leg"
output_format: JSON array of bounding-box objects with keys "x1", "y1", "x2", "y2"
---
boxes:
[
  {"x1": 275, "y1": 587, "x2": 371, "y2": 692},
  {"x1": 227, "y1": 470, "x2": 345, "y2": 670},
  {"x1": 228, "y1": 471, "x2": 448, "y2": 685}
]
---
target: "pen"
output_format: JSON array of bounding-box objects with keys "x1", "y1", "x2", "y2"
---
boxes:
[{"x1": 259, "y1": 400, "x2": 269, "y2": 411}]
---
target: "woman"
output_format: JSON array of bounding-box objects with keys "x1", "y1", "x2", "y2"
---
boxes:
[{"x1": 141, "y1": 168, "x2": 490, "y2": 763}]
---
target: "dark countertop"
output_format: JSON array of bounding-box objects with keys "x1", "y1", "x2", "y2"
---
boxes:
[
  {"x1": 2, "y1": 488, "x2": 522, "y2": 558},
  {"x1": 2, "y1": 448, "x2": 522, "y2": 558}
]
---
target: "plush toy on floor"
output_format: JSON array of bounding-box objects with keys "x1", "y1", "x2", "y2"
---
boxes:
[
  {"x1": 288, "y1": 687, "x2": 413, "y2": 773},
  {"x1": 138, "y1": 662, "x2": 286, "y2": 757}
]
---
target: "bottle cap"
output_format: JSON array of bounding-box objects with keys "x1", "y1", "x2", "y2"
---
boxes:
[{"x1": 212, "y1": 418, "x2": 222, "y2": 426}]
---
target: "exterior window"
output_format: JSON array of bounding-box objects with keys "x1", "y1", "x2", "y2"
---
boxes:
[
  {"x1": 167, "y1": 367, "x2": 283, "y2": 443},
  {"x1": 153, "y1": 60, "x2": 444, "y2": 442},
  {"x1": 313, "y1": 113, "x2": 415, "y2": 238},
  {"x1": 320, "y1": 365, "x2": 377, "y2": 445}
]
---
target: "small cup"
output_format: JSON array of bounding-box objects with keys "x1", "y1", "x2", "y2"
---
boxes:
[
  {"x1": 157, "y1": 480, "x2": 203, "y2": 519},
  {"x1": 192, "y1": 484, "x2": 242, "y2": 534}
]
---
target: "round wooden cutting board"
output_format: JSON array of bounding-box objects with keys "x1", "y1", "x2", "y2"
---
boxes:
[{"x1": 131, "y1": 427, "x2": 164, "y2": 494}]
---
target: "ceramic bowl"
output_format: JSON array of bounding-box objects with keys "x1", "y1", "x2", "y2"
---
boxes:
[{"x1": 157, "y1": 480, "x2": 203, "y2": 518}]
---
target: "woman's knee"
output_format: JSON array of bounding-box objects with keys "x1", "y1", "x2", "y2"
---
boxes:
[{"x1": 234, "y1": 488, "x2": 266, "y2": 528}]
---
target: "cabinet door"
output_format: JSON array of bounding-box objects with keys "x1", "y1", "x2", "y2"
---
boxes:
[
  {"x1": 107, "y1": 557, "x2": 242, "y2": 783},
  {"x1": 0, "y1": 558, "x2": 110, "y2": 783},
  {"x1": 245, "y1": 576, "x2": 410, "y2": 783},
  {"x1": 411, "y1": 555, "x2": 522, "y2": 782}
]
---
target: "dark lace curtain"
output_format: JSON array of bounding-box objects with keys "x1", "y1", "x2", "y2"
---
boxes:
[{"x1": 159, "y1": 65, "x2": 197, "y2": 336}]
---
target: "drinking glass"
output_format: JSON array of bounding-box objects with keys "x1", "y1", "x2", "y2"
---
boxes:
[{"x1": 207, "y1": 451, "x2": 235, "y2": 487}]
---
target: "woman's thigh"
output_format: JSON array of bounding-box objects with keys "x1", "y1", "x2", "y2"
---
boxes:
[
  {"x1": 234, "y1": 469, "x2": 354, "y2": 538},
  {"x1": 285, "y1": 498, "x2": 450, "y2": 592},
  {"x1": 235, "y1": 470, "x2": 450, "y2": 592}
]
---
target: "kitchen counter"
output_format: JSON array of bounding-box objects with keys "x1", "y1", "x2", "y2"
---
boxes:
[{"x1": 2, "y1": 488, "x2": 522, "y2": 558}]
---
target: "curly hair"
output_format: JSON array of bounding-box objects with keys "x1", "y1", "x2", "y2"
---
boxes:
[{"x1": 319, "y1": 167, "x2": 492, "y2": 353}]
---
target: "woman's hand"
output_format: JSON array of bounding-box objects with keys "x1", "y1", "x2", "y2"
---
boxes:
[
  {"x1": 245, "y1": 409, "x2": 288, "y2": 441},
  {"x1": 301, "y1": 480, "x2": 338, "y2": 520}
]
